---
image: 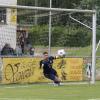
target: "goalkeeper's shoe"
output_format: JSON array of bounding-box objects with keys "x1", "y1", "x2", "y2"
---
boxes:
[{"x1": 53, "y1": 83, "x2": 60, "y2": 86}]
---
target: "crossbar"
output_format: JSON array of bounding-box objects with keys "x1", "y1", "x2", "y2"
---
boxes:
[{"x1": 0, "y1": 4, "x2": 96, "y2": 14}]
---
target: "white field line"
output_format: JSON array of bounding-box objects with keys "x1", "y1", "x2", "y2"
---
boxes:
[
  {"x1": 0, "y1": 98, "x2": 56, "y2": 100},
  {"x1": 49, "y1": 82, "x2": 88, "y2": 85},
  {"x1": 3, "y1": 82, "x2": 88, "y2": 89},
  {"x1": 4, "y1": 85, "x2": 29, "y2": 88},
  {"x1": 88, "y1": 98, "x2": 100, "y2": 100}
]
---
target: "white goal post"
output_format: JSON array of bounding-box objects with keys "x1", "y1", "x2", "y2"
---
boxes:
[{"x1": 0, "y1": 4, "x2": 97, "y2": 84}]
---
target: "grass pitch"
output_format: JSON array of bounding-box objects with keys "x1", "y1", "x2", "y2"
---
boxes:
[{"x1": 0, "y1": 82, "x2": 100, "y2": 100}]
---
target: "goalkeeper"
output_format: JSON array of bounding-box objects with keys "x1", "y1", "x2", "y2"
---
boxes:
[{"x1": 40, "y1": 52, "x2": 60, "y2": 86}]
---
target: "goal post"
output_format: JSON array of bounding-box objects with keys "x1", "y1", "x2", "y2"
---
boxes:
[
  {"x1": 91, "y1": 12, "x2": 96, "y2": 84},
  {"x1": 0, "y1": 4, "x2": 97, "y2": 84}
]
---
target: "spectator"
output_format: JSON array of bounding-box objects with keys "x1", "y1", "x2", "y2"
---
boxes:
[
  {"x1": 29, "y1": 47, "x2": 35, "y2": 56},
  {"x1": 19, "y1": 33, "x2": 25, "y2": 54},
  {"x1": 1, "y1": 43, "x2": 15, "y2": 56},
  {"x1": 15, "y1": 43, "x2": 22, "y2": 56},
  {"x1": 86, "y1": 61, "x2": 92, "y2": 79}
]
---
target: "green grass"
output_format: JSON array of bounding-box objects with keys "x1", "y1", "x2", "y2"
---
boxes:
[
  {"x1": 66, "y1": 46, "x2": 92, "y2": 56},
  {"x1": 0, "y1": 82, "x2": 100, "y2": 100},
  {"x1": 35, "y1": 45, "x2": 100, "y2": 56},
  {"x1": 96, "y1": 58, "x2": 100, "y2": 69}
]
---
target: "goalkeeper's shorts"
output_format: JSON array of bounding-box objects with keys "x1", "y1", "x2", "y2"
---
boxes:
[{"x1": 44, "y1": 73, "x2": 56, "y2": 80}]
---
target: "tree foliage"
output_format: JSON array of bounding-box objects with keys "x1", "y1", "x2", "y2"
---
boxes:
[
  {"x1": 17, "y1": 0, "x2": 100, "y2": 46},
  {"x1": 28, "y1": 25, "x2": 92, "y2": 47}
]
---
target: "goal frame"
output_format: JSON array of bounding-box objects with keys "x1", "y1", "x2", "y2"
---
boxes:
[{"x1": 0, "y1": 4, "x2": 97, "y2": 84}]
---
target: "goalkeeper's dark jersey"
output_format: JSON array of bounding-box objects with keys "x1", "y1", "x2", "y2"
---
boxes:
[{"x1": 40, "y1": 56, "x2": 55, "y2": 74}]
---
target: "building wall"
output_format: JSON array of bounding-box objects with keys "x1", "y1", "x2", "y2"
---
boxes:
[
  {"x1": 0, "y1": 0, "x2": 17, "y2": 51},
  {"x1": 0, "y1": 0, "x2": 17, "y2": 5}
]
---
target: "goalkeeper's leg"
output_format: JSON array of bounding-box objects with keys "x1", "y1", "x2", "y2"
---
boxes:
[{"x1": 44, "y1": 73, "x2": 60, "y2": 86}]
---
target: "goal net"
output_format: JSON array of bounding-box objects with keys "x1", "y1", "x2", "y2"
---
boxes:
[{"x1": 0, "y1": 8, "x2": 17, "y2": 52}]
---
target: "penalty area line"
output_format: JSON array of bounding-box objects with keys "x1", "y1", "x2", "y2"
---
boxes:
[
  {"x1": 0, "y1": 98, "x2": 56, "y2": 100},
  {"x1": 4, "y1": 85, "x2": 29, "y2": 89}
]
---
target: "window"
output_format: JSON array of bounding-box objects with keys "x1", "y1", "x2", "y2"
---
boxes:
[{"x1": 0, "y1": 8, "x2": 6, "y2": 24}]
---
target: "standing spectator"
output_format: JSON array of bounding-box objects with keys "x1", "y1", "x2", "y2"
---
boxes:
[
  {"x1": 86, "y1": 61, "x2": 92, "y2": 80},
  {"x1": 19, "y1": 31, "x2": 25, "y2": 54},
  {"x1": 15, "y1": 43, "x2": 22, "y2": 56}
]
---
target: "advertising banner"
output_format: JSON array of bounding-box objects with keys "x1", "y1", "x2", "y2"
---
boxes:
[{"x1": 2, "y1": 57, "x2": 83, "y2": 84}]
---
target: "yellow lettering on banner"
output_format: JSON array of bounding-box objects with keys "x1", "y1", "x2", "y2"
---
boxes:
[
  {"x1": 54, "y1": 58, "x2": 68, "y2": 81},
  {"x1": 68, "y1": 76, "x2": 83, "y2": 81},
  {"x1": 2, "y1": 58, "x2": 50, "y2": 84},
  {"x1": 69, "y1": 70, "x2": 82, "y2": 74},
  {"x1": 66, "y1": 58, "x2": 83, "y2": 81},
  {"x1": 54, "y1": 58, "x2": 83, "y2": 81}
]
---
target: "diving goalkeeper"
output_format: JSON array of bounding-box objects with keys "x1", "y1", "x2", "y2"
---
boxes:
[{"x1": 40, "y1": 52, "x2": 60, "y2": 86}]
